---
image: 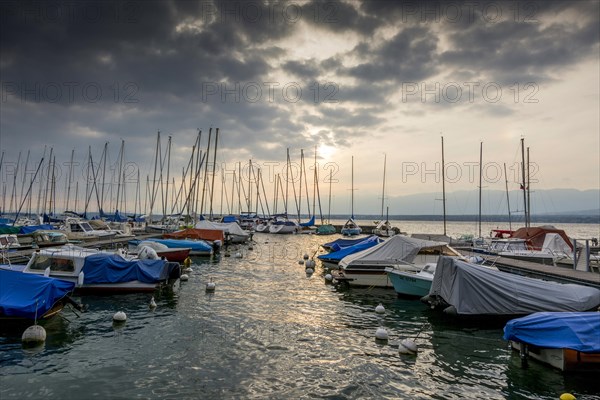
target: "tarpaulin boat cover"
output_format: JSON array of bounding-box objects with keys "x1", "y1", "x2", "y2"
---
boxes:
[
  {"x1": 318, "y1": 235, "x2": 381, "y2": 262},
  {"x1": 339, "y1": 236, "x2": 456, "y2": 268},
  {"x1": 0, "y1": 269, "x2": 75, "y2": 319},
  {"x1": 149, "y1": 238, "x2": 212, "y2": 252},
  {"x1": 165, "y1": 227, "x2": 225, "y2": 242},
  {"x1": 299, "y1": 216, "x2": 316, "y2": 227},
  {"x1": 194, "y1": 220, "x2": 248, "y2": 238},
  {"x1": 430, "y1": 257, "x2": 600, "y2": 315},
  {"x1": 18, "y1": 224, "x2": 55, "y2": 234},
  {"x1": 322, "y1": 235, "x2": 375, "y2": 252},
  {"x1": 82, "y1": 254, "x2": 170, "y2": 284},
  {"x1": 503, "y1": 312, "x2": 600, "y2": 353}
]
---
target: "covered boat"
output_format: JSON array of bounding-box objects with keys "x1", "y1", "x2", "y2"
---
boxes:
[
  {"x1": 142, "y1": 238, "x2": 214, "y2": 256},
  {"x1": 504, "y1": 312, "x2": 600, "y2": 371},
  {"x1": 0, "y1": 269, "x2": 76, "y2": 320},
  {"x1": 318, "y1": 235, "x2": 382, "y2": 268},
  {"x1": 194, "y1": 220, "x2": 250, "y2": 243},
  {"x1": 132, "y1": 240, "x2": 191, "y2": 262},
  {"x1": 334, "y1": 236, "x2": 460, "y2": 287},
  {"x1": 22, "y1": 245, "x2": 181, "y2": 294},
  {"x1": 423, "y1": 257, "x2": 600, "y2": 317}
]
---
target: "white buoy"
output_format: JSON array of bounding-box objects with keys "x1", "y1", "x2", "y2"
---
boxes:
[
  {"x1": 233, "y1": 252, "x2": 242, "y2": 258},
  {"x1": 77, "y1": 271, "x2": 85, "y2": 287},
  {"x1": 180, "y1": 274, "x2": 189, "y2": 281},
  {"x1": 183, "y1": 267, "x2": 193, "y2": 273},
  {"x1": 303, "y1": 253, "x2": 309, "y2": 260},
  {"x1": 306, "y1": 267, "x2": 314, "y2": 275},
  {"x1": 399, "y1": 338, "x2": 418, "y2": 354},
  {"x1": 206, "y1": 278, "x2": 216, "y2": 292},
  {"x1": 113, "y1": 311, "x2": 127, "y2": 322},
  {"x1": 22, "y1": 325, "x2": 46, "y2": 345},
  {"x1": 149, "y1": 297, "x2": 157, "y2": 309},
  {"x1": 375, "y1": 327, "x2": 389, "y2": 341},
  {"x1": 375, "y1": 304, "x2": 385, "y2": 314},
  {"x1": 324, "y1": 273, "x2": 333, "y2": 282}
]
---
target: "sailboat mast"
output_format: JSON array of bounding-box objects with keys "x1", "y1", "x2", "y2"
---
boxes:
[
  {"x1": 209, "y1": 128, "x2": 219, "y2": 219},
  {"x1": 381, "y1": 153, "x2": 386, "y2": 220},
  {"x1": 441, "y1": 136, "x2": 447, "y2": 236},
  {"x1": 478, "y1": 142, "x2": 482, "y2": 238},
  {"x1": 520, "y1": 138, "x2": 528, "y2": 228},
  {"x1": 526, "y1": 146, "x2": 531, "y2": 227},
  {"x1": 504, "y1": 163, "x2": 512, "y2": 231}
]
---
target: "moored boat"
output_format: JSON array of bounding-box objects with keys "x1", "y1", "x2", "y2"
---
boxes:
[{"x1": 504, "y1": 312, "x2": 600, "y2": 372}]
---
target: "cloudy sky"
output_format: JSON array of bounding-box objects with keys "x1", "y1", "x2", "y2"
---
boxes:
[{"x1": 1, "y1": 0, "x2": 598, "y2": 216}]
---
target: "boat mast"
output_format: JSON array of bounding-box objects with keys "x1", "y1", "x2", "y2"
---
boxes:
[
  {"x1": 478, "y1": 142, "x2": 482, "y2": 239},
  {"x1": 520, "y1": 138, "x2": 528, "y2": 228},
  {"x1": 209, "y1": 128, "x2": 219, "y2": 219},
  {"x1": 381, "y1": 153, "x2": 386, "y2": 221},
  {"x1": 441, "y1": 136, "x2": 447, "y2": 236},
  {"x1": 503, "y1": 163, "x2": 512, "y2": 231},
  {"x1": 116, "y1": 140, "x2": 125, "y2": 215},
  {"x1": 65, "y1": 148, "x2": 74, "y2": 212},
  {"x1": 351, "y1": 156, "x2": 355, "y2": 219},
  {"x1": 526, "y1": 146, "x2": 531, "y2": 228}
]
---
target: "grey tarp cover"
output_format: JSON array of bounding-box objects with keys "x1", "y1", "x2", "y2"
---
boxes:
[
  {"x1": 429, "y1": 256, "x2": 600, "y2": 315},
  {"x1": 339, "y1": 235, "x2": 453, "y2": 268},
  {"x1": 195, "y1": 220, "x2": 249, "y2": 238}
]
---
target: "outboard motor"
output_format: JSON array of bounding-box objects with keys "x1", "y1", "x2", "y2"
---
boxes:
[{"x1": 212, "y1": 240, "x2": 222, "y2": 254}]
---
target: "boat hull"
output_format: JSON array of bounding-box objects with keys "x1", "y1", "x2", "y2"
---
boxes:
[
  {"x1": 387, "y1": 270, "x2": 432, "y2": 297},
  {"x1": 510, "y1": 341, "x2": 600, "y2": 372}
]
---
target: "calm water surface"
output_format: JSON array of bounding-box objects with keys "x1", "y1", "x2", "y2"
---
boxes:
[{"x1": 1, "y1": 227, "x2": 599, "y2": 399}]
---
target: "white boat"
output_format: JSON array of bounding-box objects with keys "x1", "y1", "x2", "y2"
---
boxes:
[
  {"x1": 20, "y1": 244, "x2": 181, "y2": 294},
  {"x1": 0, "y1": 234, "x2": 21, "y2": 250},
  {"x1": 385, "y1": 262, "x2": 437, "y2": 297},
  {"x1": 334, "y1": 236, "x2": 461, "y2": 287},
  {"x1": 195, "y1": 220, "x2": 251, "y2": 243},
  {"x1": 340, "y1": 217, "x2": 362, "y2": 236},
  {"x1": 60, "y1": 217, "x2": 118, "y2": 241},
  {"x1": 268, "y1": 217, "x2": 298, "y2": 234}
]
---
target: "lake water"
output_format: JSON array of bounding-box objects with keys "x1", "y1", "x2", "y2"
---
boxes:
[{"x1": 1, "y1": 225, "x2": 599, "y2": 399}]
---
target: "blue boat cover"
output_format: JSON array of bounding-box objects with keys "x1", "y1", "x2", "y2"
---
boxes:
[
  {"x1": 18, "y1": 224, "x2": 55, "y2": 234},
  {"x1": 323, "y1": 235, "x2": 376, "y2": 252},
  {"x1": 299, "y1": 216, "x2": 316, "y2": 227},
  {"x1": 0, "y1": 269, "x2": 75, "y2": 319},
  {"x1": 504, "y1": 312, "x2": 600, "y2": 353},
  {"x1": 147, "y1": 238, "x2": 212, "y2": 252},
  {"x1": 222, "y1": 215, "x2": 238, "y2": 223},
  {"x1": 82, "y1": 254, "x2": 169, "y2": 284},
  {"x1": 319, "y1": 235, "x2": 381, "y2": 262}
]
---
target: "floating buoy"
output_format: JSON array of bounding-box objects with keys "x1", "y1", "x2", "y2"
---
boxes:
[
  {"x1": 183, "y1": 267, "x2": 193, "y2": 273},
  {"x1": 399, "y1": 338, "x2": 418, "y2": 354},
  {"x1": 303, "y1": 253, "x2": 309, "y2": 260},
  {"x1": 113, "y1": 311, "x2": 127, "y2": 322},
  {"x1": 324, "y1": 273, "x2": 333, "y2": 282},
  {"x1": 306, "y1": 267, "x2": 314, "y2": 275},
  {"x1": 305, "y1": 259, "x2": 316, "y2": 268},
  {"x1": 183, "y1": 257, "x2": 192, "y2": 269},
  {"x1": 298, "y1": 260, "x2": 304, "y2": 265},
  {"x1": 180, "y1": 274, "x2": 189, "y2": 281},
  {"x1": 375, "y1": 304, "x2": 385, "y2": 314},
  {"x1": 375, "y1": 327, "x2": 389, "y2": 341},
  {"x1": 22, "y1": 325, "x2": 46, "y2": 346},
  {"x1": 233, "y1": 252, "x2": 242, "y2": 258},
  {"x1": 206, "y1": 278, "x2": 216, "y2": 292},
  {"x1": 560, "y1": 394, "x2": 576, "y2": 400},
  {"x1": 149, "y1": 297, "x2": 157, "y2": 309}
]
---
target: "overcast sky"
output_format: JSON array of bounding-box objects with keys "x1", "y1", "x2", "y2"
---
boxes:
[{"x1": 1, "y1": 0, "x2": 598, "y2": 216}]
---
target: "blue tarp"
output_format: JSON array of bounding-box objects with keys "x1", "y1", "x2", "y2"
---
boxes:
[
  {"x1": 82, "y1": 253, "x2": 170, "y2": 284},
  {"x1": 323, "y1": 235, "x2": 376, "y2": 252},
  {"x1": 222, "y1": 215, "x2": 238, "y2": 223},
  {"x1": 319, "y1": 235, "x2": 382, "y2": 262},
  {"x1": 299, "y1": 216, "x2": 316, "y2": 227},
  {"x1": 18, "y1": 224, "x2": 55, "y2": 234},
  {"x1": 0, "y1": 269, "x2": 75, "y2": 319},
  {"x1": 147, "y1": 238, "x2": 212, "y2": 253},
  {"x1": 504, "y1": 312, "x2": 600, "y2": 353}
]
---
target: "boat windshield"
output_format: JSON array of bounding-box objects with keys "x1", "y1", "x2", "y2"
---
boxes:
[{"x1": 30, "y1": 255, "x2": 76, "y2": 272}]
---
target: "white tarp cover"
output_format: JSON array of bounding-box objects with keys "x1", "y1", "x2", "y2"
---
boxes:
[
  {"x1": 429, "y1": 256, "x2": 600, "y2": 315},
  {"x1": 195, "y1": 220, "x2": 249, "y2": 238},
  {"x1": 339, "y1": 235, "x2": 455, "y2": 268},
  {"x1": 541, "y1": 233, "x2": 572, "y2": 254}
]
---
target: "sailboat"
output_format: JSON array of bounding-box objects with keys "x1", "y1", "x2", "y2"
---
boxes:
[
  {"x1": 340, "y1": 156, "x2": 361, "y2": 236},
  {"x1": 372, "y1": 153, "x2": 400, "y2": 237},
  {"x1": 269, "y1": 149, "x2": 299, "y2": 234},
  {"x1": 316, "y1": 168, "x2": 336, "y2": 235}
]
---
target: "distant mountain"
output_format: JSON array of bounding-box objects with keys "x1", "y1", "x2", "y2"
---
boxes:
[{"x1": 351, "y1": 188, "x2": 599, "y2": 216}]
